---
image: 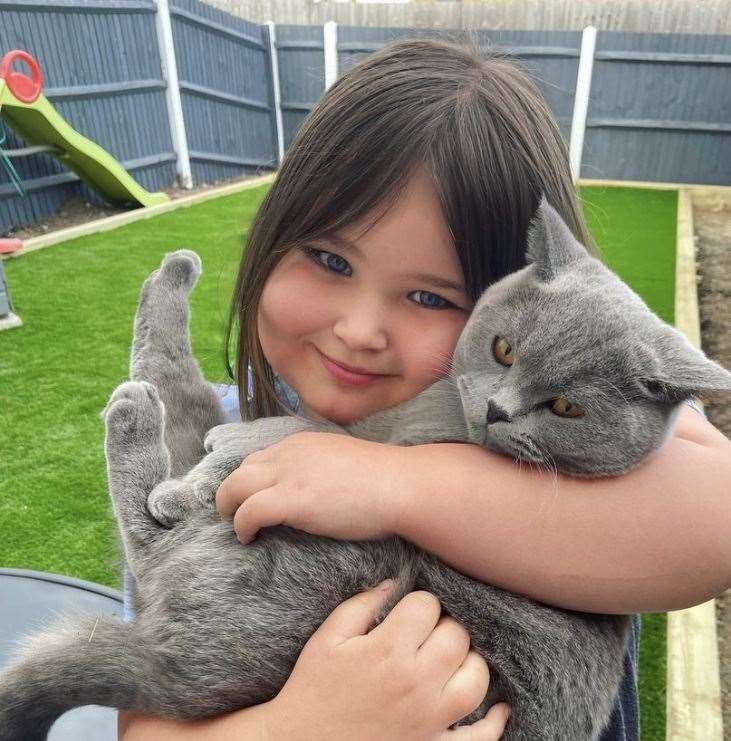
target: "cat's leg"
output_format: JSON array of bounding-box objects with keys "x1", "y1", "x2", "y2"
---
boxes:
[
  {"x1": 147, "y1": 415, "x2": 336, "y2": 527},
  {"x1": 103, "y1": 381, "x2": 170, "y2": 576},
  {"x1": 131, "y1": 249, "x2": 225, "y2": 477}
]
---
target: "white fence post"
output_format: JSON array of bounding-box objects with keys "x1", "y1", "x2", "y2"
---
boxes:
[
  {"x1": 265, "y1": 21, "x2": 285, "y2": 166},
  {"x1": 323, "y1": 20, "x2": 338, "y2": 90},
  {"x1": 155, "y1": 0, "x2": 193, "y2": 189},
  {"x1": 569, "y1": 25, "x2": 597, "y2": 184}
]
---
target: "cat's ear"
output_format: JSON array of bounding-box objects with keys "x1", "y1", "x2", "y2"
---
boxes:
[
  {"x1": 526, "y1": 196, "x2": 588, "y2": 281},
  {"x1": 637, "y1": 326, "x2": 731, "y2": 403}
]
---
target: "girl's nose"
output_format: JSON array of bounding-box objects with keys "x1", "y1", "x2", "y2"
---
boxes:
[{"x1": 332, "y1": 298, "x2": 388, "y2": 352}]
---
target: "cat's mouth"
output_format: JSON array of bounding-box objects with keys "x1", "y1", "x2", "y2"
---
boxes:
[{"x1": 484, "y1": 430, "x2": 545, "y2": 465}]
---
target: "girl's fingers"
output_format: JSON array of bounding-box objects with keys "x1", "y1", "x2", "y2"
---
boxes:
[
  {"x1": 231, "y1": 486, "x2": 286, "y2": 543},
  {"x1": 369, "y1": 591, "x2": 442, "y2": 651},
  {"x1": 417, "y1": 615, "x2": 471, "y2": 673},
  {"x1": 440, "y1": 702, "x2": 511, "y2": 741},
  {"x1": 440, "y1": 650, "x2": 491, "y2": 728},
  {"x1": 312, "y1": 580, "x2": 397, "y2": 644},
  {"x1": 215, "y1": 462, "x2": 275, "y2": 517}
]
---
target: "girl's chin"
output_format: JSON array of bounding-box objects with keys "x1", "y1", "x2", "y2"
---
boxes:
[{"x1": 301, "y1": 397, "x2": 377, "y2": 426}]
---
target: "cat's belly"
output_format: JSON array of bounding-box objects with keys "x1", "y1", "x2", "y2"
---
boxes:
[{"x1": 132, "y1": 523, "x2": 418, "y2": 713}]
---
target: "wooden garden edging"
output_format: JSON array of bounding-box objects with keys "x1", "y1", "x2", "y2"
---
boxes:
[{"x1": 665, "y1": 188, "x2": 723, "y2": 740}]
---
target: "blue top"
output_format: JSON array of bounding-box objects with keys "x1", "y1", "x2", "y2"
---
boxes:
[{"x1": 125, "y1": 373, "x2": 706, "y2": 739}]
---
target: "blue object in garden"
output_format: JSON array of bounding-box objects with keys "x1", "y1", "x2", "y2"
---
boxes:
[{"x1": 0, "y1": 568, "x2": 123, "y2": 739}]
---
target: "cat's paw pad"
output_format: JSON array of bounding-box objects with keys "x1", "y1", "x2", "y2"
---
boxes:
[
  {"x1": 147, "y1": 480, "x2": 194, "y2": 527},
  {"x1": 103, "y1": 382, "x2": 163, "y2": 440},
  {"x1": 159, "y1": 250, "x2": 202, "y2": 291}
]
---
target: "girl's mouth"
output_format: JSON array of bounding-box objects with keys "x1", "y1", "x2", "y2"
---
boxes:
[{"x1": 317, "y1": 350, "x2": 387, "y2": 386}]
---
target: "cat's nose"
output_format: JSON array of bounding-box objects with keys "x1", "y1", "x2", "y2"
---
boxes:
[{"x1": 485, "y1": 400, "x2": 511, "y2": 426}]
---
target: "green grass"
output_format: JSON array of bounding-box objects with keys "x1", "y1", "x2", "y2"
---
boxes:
[
  {"x1": 582, "y1": 185, "x2": 677, "y2": 324},
  {"x1": 582, "y1": 185, "x2": 677, "y2": 741},
  {"x1": 0, "y1": 183, "x2": 677, "y2": 739},
  {"x1": 0, "y1": 185, "x2": 269, "y2": 585}
]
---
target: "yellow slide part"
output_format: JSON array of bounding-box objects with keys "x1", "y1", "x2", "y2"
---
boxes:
[{"x1": 0, "y1": 79, "x2": 169, "y2": 208}]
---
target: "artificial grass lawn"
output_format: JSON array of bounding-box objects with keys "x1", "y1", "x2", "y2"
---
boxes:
[
  {"x1": 582, "y1": 185, "x2": 677, "y2": 741},
  {"x1": 0, "y1": 184, "x2": 677, "y2": 738}
]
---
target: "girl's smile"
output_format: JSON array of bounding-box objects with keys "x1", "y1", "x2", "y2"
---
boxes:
[
  {"x1": 317, "y1": 348, "x2": 391, "y2": 386},
  {"x1": 257, "y1": 167, "x2": 472, "y2": 425}
]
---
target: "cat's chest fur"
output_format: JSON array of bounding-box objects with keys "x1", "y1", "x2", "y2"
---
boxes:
[{"x1": 346, "y1": 379, "x2": 470, "y2": 445}]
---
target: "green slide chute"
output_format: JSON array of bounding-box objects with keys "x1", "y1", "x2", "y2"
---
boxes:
[{"x1": 0, "y1": 50, "x2": 169, "y2": 208}]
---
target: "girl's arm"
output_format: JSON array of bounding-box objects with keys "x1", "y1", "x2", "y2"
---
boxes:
[
  {"x1": 394, "y1": 404, "x2": 731, "y2": 614},
  {"x1": 118, "y1": 707, "x2": 269, "y2": 740}
]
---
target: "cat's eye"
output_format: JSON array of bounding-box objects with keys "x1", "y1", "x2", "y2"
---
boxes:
[
  {"x1": 551, "y1": 397, "x2": 584, "y2": 418},
  {"x1": 492, "y1": 336, "x2": 514, "y2": 366}
]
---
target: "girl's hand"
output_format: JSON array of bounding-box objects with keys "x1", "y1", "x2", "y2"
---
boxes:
[
  {"x1": 265, "y1": 580, "x2": 511, "y2": 740},
  {"x1": 215, "y1": 431, "x2": 407, "y2": 543}
]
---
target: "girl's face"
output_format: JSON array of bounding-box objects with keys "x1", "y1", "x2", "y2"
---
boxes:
[{"x1": 257, "y1": 167, "x2": 472, "y2": 425}]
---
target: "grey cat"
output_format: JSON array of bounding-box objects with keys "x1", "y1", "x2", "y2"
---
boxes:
[{"x1": 1, "y1": 200, "x2": 729, "y2": 741}]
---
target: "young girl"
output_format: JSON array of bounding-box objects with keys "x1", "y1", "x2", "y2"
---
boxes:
[{"x1": 120, "y1": 38, "x2": 731, "y2": 739}]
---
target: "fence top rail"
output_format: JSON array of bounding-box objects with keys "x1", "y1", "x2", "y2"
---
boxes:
[
  {"x1": 336, "y1": 40, "x2": 581, "y2": 58},
  {"x1": 0, "y1": 0, "x2": 156, "y2": 12},
  {"x1": 169, "y1": 4, "x2": 266, "y2": 50},
  {"x1": 595, "y1": 50, "x2": 731, "y2": 65},
  {"x1": 44, "y1": 80, "x2": 166, "y2": 101}
]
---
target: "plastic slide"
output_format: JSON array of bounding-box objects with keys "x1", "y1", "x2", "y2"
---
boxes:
[{"x1": 0, "y1": 50, "x2": 169, "y2": 208}]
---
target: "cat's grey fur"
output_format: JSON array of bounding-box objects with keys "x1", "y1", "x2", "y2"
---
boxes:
[{"x1": 1, "y1": 200, "x2": 729, "y2": 741}]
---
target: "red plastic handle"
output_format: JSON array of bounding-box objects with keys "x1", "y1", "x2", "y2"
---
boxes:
[
  {"x1": 0, "y1": 50, "x2": 44, "y2": 103},
  {"x1": 0, "y1": 239, "x2": 23, "y2": 255}
]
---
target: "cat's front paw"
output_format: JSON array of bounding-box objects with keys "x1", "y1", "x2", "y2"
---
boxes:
[
  {"x1": 147, "y1": 475, "x2": 218, "y2": 526},
  {"x1": 204, "y1": 423, "x2": 248, "y2": 452},
  {"x1": 147, "y1": 480, "x2": 196, "y2": 527},
  {"x1": 103, "y1": 381, "x2": 164, "y2": 445},
  {"x1": 158, "y1": 249, "x2": 202, "y2": 291},
  {"x1": 136, "y1": 250, "x2": 202, "y2": 325}
]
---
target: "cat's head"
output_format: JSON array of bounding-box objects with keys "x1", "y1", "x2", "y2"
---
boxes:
[{"x1": 451, "y1": 198, "x2": 731, "y2": 476}]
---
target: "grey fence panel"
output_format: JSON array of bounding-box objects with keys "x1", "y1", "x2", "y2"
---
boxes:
[
  {"x1": 473, "y1": 29, "x2": 581, "y2": 142},
  {"x1": 170, "y1": 0, "x2": 277, "y2": 183},
  {"x1": 0, "y1": 0, "x2": 176, "y2": 235},
  {"x1": 583, "y1": 32, "x2": 731, "y2": 184},
  {"x1": 2, "y1": 5, "x2": 731, "y2": 238},
  {"x1": 274, "y1": 24, "x2": 325, "y2": 149}
]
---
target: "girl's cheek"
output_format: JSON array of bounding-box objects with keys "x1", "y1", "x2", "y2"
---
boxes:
[
  {"x1": 399, "y1": 314, "x2": 467, "y2": 386},
  {"x1": 259, "y1": 261, "x2": 331, "y2": 335}
]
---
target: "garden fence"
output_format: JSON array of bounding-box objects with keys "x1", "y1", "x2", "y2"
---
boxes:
[{"x1": 1, "y1": 0, "x2": 729, "y2": 234}]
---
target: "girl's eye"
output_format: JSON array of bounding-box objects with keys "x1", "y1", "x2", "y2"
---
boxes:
[
  {"x1": 550, "y1": 396, "x2": 584, "y2": 419},
  {"x1": 409, "y1": 290, "x2": 451, "y2": 310},
  {"x1": 303, "y1": 247, "x2": 352, "y2": 276},
  {"x1": 303, "y1": 246, "x2": 455, "y2": 310}
]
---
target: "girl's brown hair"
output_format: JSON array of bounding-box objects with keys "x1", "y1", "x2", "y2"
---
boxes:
[{"x1": 226, "y1": 36, "x2": 596, "y2": 420}]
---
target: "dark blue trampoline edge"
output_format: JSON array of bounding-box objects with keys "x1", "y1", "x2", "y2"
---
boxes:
[{"x1": 0, "y1": 567, "x2": 123, "y2": 603}]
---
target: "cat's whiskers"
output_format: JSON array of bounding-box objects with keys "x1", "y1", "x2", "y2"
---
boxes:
[
  {"x1": 536, "y1": 443, "x2": 560, "y2": 499},
  {"x1": 518, "y1": 435, "x2": 560, "y2": 509}
]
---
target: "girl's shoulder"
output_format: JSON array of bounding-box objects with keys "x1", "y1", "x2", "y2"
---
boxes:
[{"x1": 213, "y1": 367, "x2": 300, "y2": 422}]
